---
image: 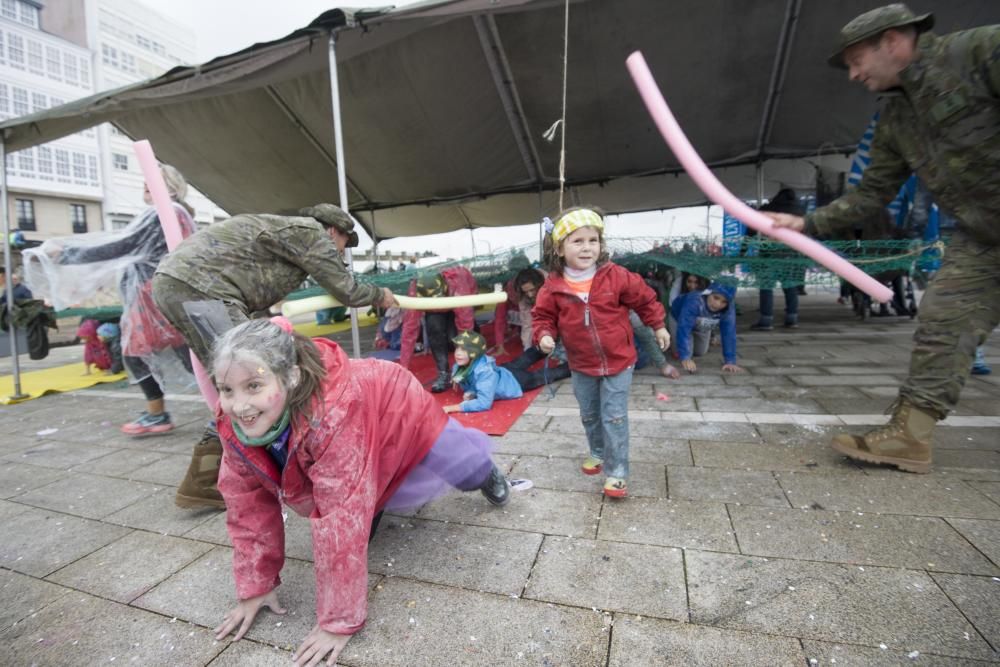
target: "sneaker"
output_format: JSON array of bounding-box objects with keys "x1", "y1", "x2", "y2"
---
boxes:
[
  {"x1": 121, "y1": 411, "x2": 174, "y2": 436},
  {"x1": 971, "y1": 364, "x2": 992, "y2": 376},
  {"x1": 783, "y1": 321, "x2": 799, "y2": 329},
  {"x1": 581, "y1": 457, "x2": 603, "y2": 475},
  {"x1": 749, "y1": 322, "x2": 773, "y2": 331},
  {"x1": 603, "y1": 477, "x2": 628, "y2": 498},
  {"x1": 480, "y1": 465, "x2": 511, "y2": 506}
]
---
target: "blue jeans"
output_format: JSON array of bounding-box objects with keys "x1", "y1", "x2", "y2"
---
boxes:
[
  {"x1": 571, "y1": 366, "x2": 634, "y2": 479},
  {"x1": 757, "y1": 287, "x2": 799, "y2": 326}
]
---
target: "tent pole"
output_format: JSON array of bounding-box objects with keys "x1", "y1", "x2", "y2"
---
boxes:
[
  {"x1": 328, "y1": 30, "x2": 361, "y2": 359},
  {"x1": 755, "y1": 162, "x2": 765, "y2": 206},
  {"x1": 1, "y1": 137, "x2": 27, "y2": 400}
]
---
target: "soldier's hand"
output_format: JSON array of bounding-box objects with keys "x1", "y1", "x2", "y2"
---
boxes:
[
  {"x1": 538, "y1": 335, "x2": 556, "y2": 354},
  {"x1": 380, "y1": 287, "x2": 399, "y2": 308},
  {"x1": 765, "y1": 212, "x2": 806, "y2": 233}
]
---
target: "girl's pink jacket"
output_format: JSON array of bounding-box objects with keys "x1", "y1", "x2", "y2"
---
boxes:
[{"x1": 216, "y1": 338, "x2": 448, "y2": 635}]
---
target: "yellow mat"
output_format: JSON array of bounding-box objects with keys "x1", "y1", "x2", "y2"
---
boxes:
[
  {"x1": 1, "y1": 316, "x2": 380, "y2": 404},
  {"x1": 1, "y1": 365, "x2": 127, "y2": 405}
]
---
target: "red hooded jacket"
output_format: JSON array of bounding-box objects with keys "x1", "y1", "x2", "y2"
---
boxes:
[
  {"x1": 398, "y1": 265, "x2": 477, "y2": 368},
  {"x1": 217, "y1": 338, "x2": 448, "y2": 635},
  {"x1": 531, "y1": 262, "x2": 666, "y2": 376}
]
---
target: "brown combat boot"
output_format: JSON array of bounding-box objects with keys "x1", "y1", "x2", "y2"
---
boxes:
[
  {"x1": 831, "y1": 399, "x2": 935, "y2": 474},
  {"x1": 175, "y1": 433, "x2": 226, "y2": 509}
]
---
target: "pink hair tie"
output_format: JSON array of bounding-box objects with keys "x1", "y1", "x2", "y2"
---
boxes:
[{"x1": 270, "y1": 315, "x2": 294, "y2": 334}]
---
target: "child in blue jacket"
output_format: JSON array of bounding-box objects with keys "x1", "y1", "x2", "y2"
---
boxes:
[
  {"x1": 443, "y1": 331, "x2": 523, "y2": 413},
  {"x1": 669, "y1": 282, "x2": 744, "y2": 374}
]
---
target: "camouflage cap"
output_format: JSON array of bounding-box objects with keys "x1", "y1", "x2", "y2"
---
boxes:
[
  {"x1": 452, "y1": 330, "x2": 487, "y2": 362},
  {"x1": 415, "y1": 272, "x2": 446, "y2": 297},
  {"x1": 299, "y1": 203, "x2": 359, "y2": 247},
  {"x1": 828, "y1": 3, "x2": 933, "y2": 69}
]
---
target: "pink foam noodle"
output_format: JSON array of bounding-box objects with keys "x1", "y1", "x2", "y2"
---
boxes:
[
  {"x1": 625, "y1": 52, "x2": 893, "y2": 303},
  {"x1": 133, "y1": 139, "x2": 219, "y2": 409}
]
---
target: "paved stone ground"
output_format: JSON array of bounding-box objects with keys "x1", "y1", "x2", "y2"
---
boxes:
[{"x1": 2, "y1": 292, "x2": 999, "y2": 666}]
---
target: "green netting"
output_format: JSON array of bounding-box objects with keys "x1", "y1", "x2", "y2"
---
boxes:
[
  {"x1": 54, "y1": 305, "x2": 123, "y2": 320},
  {"x1": 286, "y1": 236, "x2": 943, "y2": 300}
]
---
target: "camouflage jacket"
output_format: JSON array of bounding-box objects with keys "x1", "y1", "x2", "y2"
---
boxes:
[
  {"x1": 807, "y1": 27, "x2": 1000, "y2": 246},
  {"x1": 155, "y1": 214, "x2": 383, "y2": 312}
]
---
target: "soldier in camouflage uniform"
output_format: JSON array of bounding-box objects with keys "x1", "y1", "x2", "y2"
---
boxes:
[
  {"x1": 769, "y1": 4, "x2": 1000, "y2": 474},
  {"x1": 152, "y1": 203, "x2": 396, "y2": 508}
]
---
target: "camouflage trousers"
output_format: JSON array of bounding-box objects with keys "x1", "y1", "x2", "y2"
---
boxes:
[
  {"x1": 900, "y1": 233, "x2": 1000, "y2": 418},
  {"x1": 150, "y1": 273, "x2": 251, "y2": 367}
]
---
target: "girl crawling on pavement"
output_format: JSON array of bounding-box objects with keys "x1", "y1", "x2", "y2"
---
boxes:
[{"x1": 210, "y1": 316, "x2": 511, "y2": 666}]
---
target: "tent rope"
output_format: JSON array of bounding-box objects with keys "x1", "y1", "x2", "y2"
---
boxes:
[{"x1": 542, "y1": 0, "x2": 571, "y2": 211}]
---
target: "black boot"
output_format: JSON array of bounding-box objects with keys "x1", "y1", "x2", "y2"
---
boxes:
[
  {"x1": 480, "y1": 464, "x2": 511, "y2": 506},
  {"x1": 430, "y1": 371, "x2": 451, "y2": 393}
]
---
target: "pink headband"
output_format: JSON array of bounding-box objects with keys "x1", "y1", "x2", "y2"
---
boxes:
[{"x1": 270, "y1": 315, "x2": 294, "y2": 334}]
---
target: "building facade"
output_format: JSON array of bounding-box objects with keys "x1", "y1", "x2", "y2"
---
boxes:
[{"x1": 1, "y1": 0, "x2": 103, "y2": 242}]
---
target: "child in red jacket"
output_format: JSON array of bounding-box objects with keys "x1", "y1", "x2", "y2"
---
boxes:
[
  {"x1": 210, "y1": 316, "x2": 511, "y2": 666},
  {"x1": 532, "y1": 207, "x2": 669, "y2": 498}
]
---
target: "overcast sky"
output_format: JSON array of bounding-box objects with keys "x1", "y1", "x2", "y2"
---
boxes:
[{"x1": 141, "y1": 0, "x2": 721, "y2": 260}]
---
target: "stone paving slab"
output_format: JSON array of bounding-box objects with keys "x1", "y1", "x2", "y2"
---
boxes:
[
  {"x1": 760, "y1": 385, "x2": 869, "y2": 400},
  {"x1": 666, "y1": 466, "x2": 791, "y2": 507},
  {"x1": 124, "y1": 453, "x2": 195, "y2": 485},
  {"x1": 929, "y1": 574, "x2": 1000, "y2": 651},
  {"x1": 730, "y1": 506, "x2": 999, "y2": 575},
  {"x1": 72, "y1": 447, "x2": 171, "y2": 479},
  {"x1": 619, "y1": 436, "x2": 693, "y2": 466},
  {"x1": 801, "y1": 639, "x2": 992, "y2": 666},
  {"x1": 524, "y1": 536, "x2": 687, "y2": 620},
  {"x1": 368, "y1": 516, "x2": 541, "y2": 596},
  {"x1": 0, "y1": 590, "x2": 225, "y2": 666},
  {"x1": 968, "y1": 481, "x2": 1000, "y2": 505},
  {"x1": 0, "y1": 500, "x2": 131, "y2": 577},
  {"x1": 945, "y1": 518, "x2": 1000, "y2": 569},
  {"x1": 685, "y1": 550, "x2": 996, "y2": 660},
  {"x1": 46, "y1": 530, "x2": 214, "y2": 603},
  {"x1": 689, "y1": 439, "x2": 866, "y2": 473},
  {"x1": 1, "y1": 439, "x2": 118, "y2": 470},
  {"x1": 207, "y1": 641, "x2": 296, "y2": 666},
  {"x1": 651, "y1": 383, "x2": 760, "y2": 398},
  {"x1": 102, "y1": 488, "x2": 220, "y2": 537},
  {"x1": 632, "y1": 420, "x2": 760, "y2": 441},
  {"x1": 508, "y1": 454, "x2": 667, "y2": 497},
  {"x1": 0, "y1": 462, "x2": 67, "y2": 498},
  {"x1": 773, "y1": 472, "x2": 1000, "y2": 518},
  {"x1": 793, "y1": 374, "x2": 903, "y2": 386},
  {"x1": 597, "y1": 497, "x2": 737, "y2": 552},
  {"x1": 417, "y1": 487, "x2": 602, "y2": 538},
  {"x1": 346, "y1": 577, "x2": 609, "y2": 667},
  {"x1": 1, "y1": 569, "x2": 70, "y2": 635},
  {"x1": 697, "y1": 397, "x2": 823, "y2": 414},
  {"x1": 609, "y1": 616, "x2": 806, "y2": 666},
  {"x1": 13, "y1": 472, "x2": 162, "y2": 520}
]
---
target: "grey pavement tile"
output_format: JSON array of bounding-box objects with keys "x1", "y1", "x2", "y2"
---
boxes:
[
  {"x1": 967, "y1": 481, "x2": 1000, "y2": 505},
  {"x1": 0, "y1": 569, "x2": 69, "y2": 633},
  {"x1": 652, "y1": 374, "x2": 727, "y2": 387},
  {"x1": 524, "y1": 536, "x2": 686, "y2": 620},
  {"x1": 731, "y1": 506, "x2": 999, "y2": 575},
  {"x1": 27, "y1": 418, "x2": 128, "y2": 445},
  {"x1": 609, "y1": 616, "x2": 805, "y2": 667},
  {"x1": 46, "y1": 530, "x2": 214, "y2": 603},
  {"x1": 506, "y1": 413, "x2": 551, "y2": 432},
  {"x1": 135, "y1": 546, "x2": 318, "y2": 648},
  {"x1": 652, "y1": 384, "x2": 760, "y2": 398},
  {"x1": 417, "y1": 487, "x2": 602, "y2": 538},
  {"x1": 0, "y1": 592, "x2": 225, "y2": 666},
  {"x1": 956, "y1": 399, "x2": 1000, "y2": 417},
  {"x1": 803, "y1": 639, "x2": 993, "y2": 666},
  {"x1": 690, "y1": 439, "x2": 865, "y2": 473},
  {"x1": 368, "y1": 516, "x2": 541, "y2": 596},
  {"x1": 697, "y1": 397, "x2": 824, "y2": 414},
  {"x1": 933, "y1": 428, "x2": 1000, "y2": 451},
  {"x1": 794, "y1": 374, "x2": 902, "y2": 386},
  {"x1": 14, "y1": 472, "x2": 162, "y2": 519},
  {"x1": 685, "y1": 550, "x2": 995, "y2": 660},
  {"x1": 930, "y1": 574, "x2": 1000, "y2": 651},
  {"x1": 755, "y1": 423, "x2": 868, "y2": 447},
  {"x1": 825, "y1": 366, "x2": 909, "y2": 375},
  {"x1": 345, "y1": 577, "x2": 610, "y2": 667},
  {"x1": 509, "y1": 455, "x2": 667, "y2": 498},
  {"x1": 749, "y1": 366, "x2": 825, "y2": 375},
  {"x1": 627, "y1": 437, "x2": 693, "y2": 466},
  {"x1": 126, "y1": 453, "x2": 192, "y2": 485},
  {"x1": 628, "y1": 394, "x2": 698, "y2": 412},
  {"x1": 946, "y1": 518, "x2": 1000, "y2": 569},
  {"x1": 633, "y1": 420, "x2": 760, "y2": 441},
  {"x1": 667, "y1": 466, "x2": 791, "y2": 507},
  {"x1": 723, "y1": 374, "x2": 798, "y2": 386},
  {"x1": 597, "y1": 497, "x2": 737, "y2": 552},
  {"x1": 2, "y1": 439, "x2": 118, "y2": 470},
  {"x1": 492, "y1": 430, "x2": 584, "y2": 458},
  {"x1": 208, "y1": 640, "x2": 294, "y2": 666},
  {"x1": 182, "y1": 509, "x2": 232, "y2": 547},
  {"x1": 933, "y1": 451, "x2": 1000, "y2": 480},
  {"x1": 104, "y1": 487, "x2": 221, "y2": 537},
  {"x1": 0, "y1": 500, "x2": 131, "y2": 577},
  {"x1": 773, "y1": 472, "x2": 1000, "y2": 519},
  {"x1": 71, "y1": 447, "x2": 169, "y2": 478},
  {"x1": 0, "y1": 462, "x2": 67, "y2": 499},
  {"x1": 545, "y1": 416, "x2": 585, "y2": 435},
  {"x1": 761, "y1": 385, "x2": 868, "y2": 400},
  {"x1": 817, "y1": 397, "x2": 896, "y2": 415}
]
